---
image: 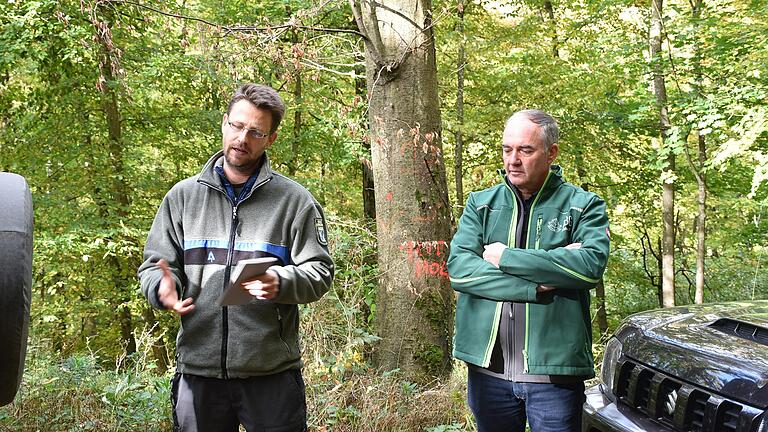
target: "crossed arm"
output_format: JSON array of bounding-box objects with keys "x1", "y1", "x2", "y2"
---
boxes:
[{"x1": 447, "y1": 193, "x2": 609, "y2": 302}]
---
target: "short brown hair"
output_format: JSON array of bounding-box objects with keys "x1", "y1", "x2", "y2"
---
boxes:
[{"x1": 227, "y1": 84, "x2": 286, "y2": 133}]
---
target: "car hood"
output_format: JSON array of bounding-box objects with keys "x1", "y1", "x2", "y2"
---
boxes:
[{"x1": 619, "y1": 300, "x2": 768, "y2": 407}]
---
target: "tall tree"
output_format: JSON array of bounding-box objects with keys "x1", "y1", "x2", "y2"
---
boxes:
[
  {"x1": 90, "y1": 1, "x2": 137, "y2": 356},
  {"x1": 651, "y1": 0, "x2": 676, "y2": 307},
  {"x1": 355, "y1": 52, "x2": 377, "y2": 221},
  {"x1": 689, "y1": 0, "x2": 707, "y2": 304},
  {"x1": 453, "y1": 0, "x2": 466, "y2": 210},
  {"x1": 350, "y1": 0, "x2": 454, "y2": 379}
]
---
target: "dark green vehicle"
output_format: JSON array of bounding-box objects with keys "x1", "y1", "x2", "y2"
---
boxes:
[{"x1": 583, "y1": 301, "x2": 768, "y2": 432}]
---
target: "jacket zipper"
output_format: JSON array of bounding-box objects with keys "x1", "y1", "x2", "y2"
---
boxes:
[
  {"x1": 494, "y1": 184, "x2": 519, "y2": 371},
  {"x1": 201, "y1": 163, "x2": 272, "y2": 379},
  {"x1": 220, "y1": 204, "x2": 239, "y2": 379},
  {"x1": 522, "y1": 172, "x2": 551, "y2": 374},
  {"x1": 504, "y1": 303, "x2": 514, "y2": 380},
  {"x1": 535, "y1": 216, "x2": 542, "y2": 249}
]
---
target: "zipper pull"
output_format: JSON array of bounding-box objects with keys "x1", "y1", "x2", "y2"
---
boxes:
[{"x1": 535, "y1": 216, "x2": 542, "y2": 249}]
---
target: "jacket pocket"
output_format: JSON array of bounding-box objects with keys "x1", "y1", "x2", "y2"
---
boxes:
[
  {"x1": 527, "y1": 297, "x2": 592, "y2": 370},
  {"x1": 482, "y1": 205, "x2": 513, "y2": 245},
  {"x1": 275, "y1": 304, "x2": 292, "y2": 356}
]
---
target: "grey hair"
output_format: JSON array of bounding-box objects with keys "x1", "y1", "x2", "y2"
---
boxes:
[{"x1": 505, "y1": 109, "x2": 559, "y2": 151}]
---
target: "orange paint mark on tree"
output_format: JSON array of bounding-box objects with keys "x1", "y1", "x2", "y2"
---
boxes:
[{"x1": 399, "y1": 240, "x2": 450, "y2": 279}]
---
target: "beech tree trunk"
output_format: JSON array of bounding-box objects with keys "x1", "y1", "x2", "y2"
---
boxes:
[
  {"x1": 651, "y1": 0, "x2": 675, "y2": 307},
  {"x1": 351, "y1": 0, "x2": 454, "y2": 380}
]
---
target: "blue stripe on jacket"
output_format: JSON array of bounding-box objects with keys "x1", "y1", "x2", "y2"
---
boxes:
[{"x1": 183, "y1": 239, "x2": 290, "y2": 266}]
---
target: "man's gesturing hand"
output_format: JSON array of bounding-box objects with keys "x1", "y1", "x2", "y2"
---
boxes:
[
  {"x1": 157, "y1": 259, "x2": 195, "y2": 315},
  {"x1": 242, "y1": 270, "x2": 280, "y2": 300},
  {"x1": 483, "y1": 242, "x2": 508, "y2": 268}
]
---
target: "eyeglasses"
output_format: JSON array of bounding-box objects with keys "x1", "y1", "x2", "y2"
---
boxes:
[{"x1": 227, "y1": 121, "x2": 269, "y2": 139}]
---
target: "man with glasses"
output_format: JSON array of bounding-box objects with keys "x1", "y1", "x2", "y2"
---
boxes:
[{"x1": 138, "y1": 83, "x2": 334, "y2": 431}]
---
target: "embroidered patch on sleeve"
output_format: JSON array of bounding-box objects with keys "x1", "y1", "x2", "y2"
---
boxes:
[{"x1": 315, "y1": 217, "x2": 328, "y2": 246}]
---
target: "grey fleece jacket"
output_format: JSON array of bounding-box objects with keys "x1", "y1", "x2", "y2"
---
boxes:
[{"x1": 138, "y1": 150, "x2": 334, "y2": 379}]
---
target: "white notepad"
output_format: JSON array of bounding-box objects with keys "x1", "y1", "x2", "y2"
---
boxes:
[{"x1": 217, "y1": 257, "x2": 278, "y2": 306}]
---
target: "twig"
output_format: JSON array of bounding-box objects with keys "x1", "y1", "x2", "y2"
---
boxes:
[{"x1": 118, "y1": 0, "x2": 368, "y2": 40}]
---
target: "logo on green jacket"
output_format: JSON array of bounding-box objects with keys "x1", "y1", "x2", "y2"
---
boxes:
[{"x1": 547, "y1": 215, "x2": 572, "y2": 233}]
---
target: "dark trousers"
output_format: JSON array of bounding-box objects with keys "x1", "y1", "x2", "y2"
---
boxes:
[
  {"x1": 171, "y1": 370, "x2": 307, "y2": 432},
  {"x1": 467, "y1": 368, "x2": 585, "y2": 432}
]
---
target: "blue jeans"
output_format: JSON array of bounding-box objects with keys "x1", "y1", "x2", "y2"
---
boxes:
[{"x1": 467, "y1": 368, "x2": 585, "y2": 432}]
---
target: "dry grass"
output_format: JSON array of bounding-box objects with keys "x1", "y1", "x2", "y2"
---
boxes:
[{"x1": 306, "y1": 362, "x2": 474, "y2": 432}]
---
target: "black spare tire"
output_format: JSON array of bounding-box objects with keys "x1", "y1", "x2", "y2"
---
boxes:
[{"x1": 0, "y1": 172, "x2": 33, "y2": 407}]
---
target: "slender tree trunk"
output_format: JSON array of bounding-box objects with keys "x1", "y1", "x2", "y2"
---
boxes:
[
  {"x1": 93, "y1": 5, "x2": 137, "y2": 356},
  {"x1": 651, "y1": 0, "x2": 675, "y2": 307},
  {"x1": 453, "y1": 0, "x2": 466, "y2": 213},
  {"x1": 104, "y1": 82, "x2": 137, "y2": 356},
  {"x1": 142, "y1": 307, "x2": 169, "y2": 373},
  {"x1": 289, "y1": 29, "x2": 302, "y2": 177},
  {"x1": 692, "y1": 0, "x2": 707, "y2": 304},
  {"x1": 695, "y1": 134, "x2": 706, "y2": 303},
  {"x1": 351, "y1": 0, "x2": 454, "y2": 380},
  {"x1": 543, "y1": 0, "x2": 560, "y2": 59},
  {"x1": 574, "y1": 154, "x2": 608, "y2": 334},
  {"x1": 356, "y1": 53, "x2": 376, "y2": 221},
  {"x1": 552, "y1": 2, "x2": 607, "y2": 333},
  {"x1": 640, "y1": 227, "x2": 663, "y2": 307},
  {"x1": 657, "y1": 238, "x2": 664, "y2": 307},
  {"x1": 361, "y1": 142, "x2": 376, "y2": 222}
]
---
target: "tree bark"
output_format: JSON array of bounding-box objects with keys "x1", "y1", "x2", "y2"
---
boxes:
[
  {"x1": 93, "y1": 5, "x2": 137, "y2": 356},
  {"x1": 351, "y1": 0, "x2": 454, "y2": 380},
  {"x1": 651, "y1": 0, "x2": 675, "y2": 307},
  {"x1": 692, "y1": 0, "x2": 707, "y2": 304},
  {"x1": 355, "y1": 53, "x2": 377, "y2": 221},
  {"x1": 543, "y1": 0, "x2": 560, "y2": 59},
  {"x1": 453, "y1": 0, "x2": 466, "y2": 213},
  {"x1": 289, "y1": 29, "x2": 302, "y2": 177},
  {"x1": 657, "y1": 237, "x2": 664, "y2": 307},
  {"x1": 695, "y1": 133, "x2": 706, "y2": 304},
  {"x1": 141, "y1": 306, "x2": 169, "y2": 374},
  {"x1": 573, "y1": 149, "x2": 608, "y2": 333}
]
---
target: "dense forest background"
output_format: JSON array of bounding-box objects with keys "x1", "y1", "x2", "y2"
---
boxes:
[{"x1": 1, "y1": 0, "x2": 767, "y2": 430}]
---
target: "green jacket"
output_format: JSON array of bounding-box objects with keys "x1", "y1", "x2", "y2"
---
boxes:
[{"x1": 448, "y1": 166, "x2": 610, "y2": 376}]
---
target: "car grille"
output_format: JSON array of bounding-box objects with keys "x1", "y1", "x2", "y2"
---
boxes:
[{"x1": 614, "y1": 358, "x2": 765, "y2": 432}]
